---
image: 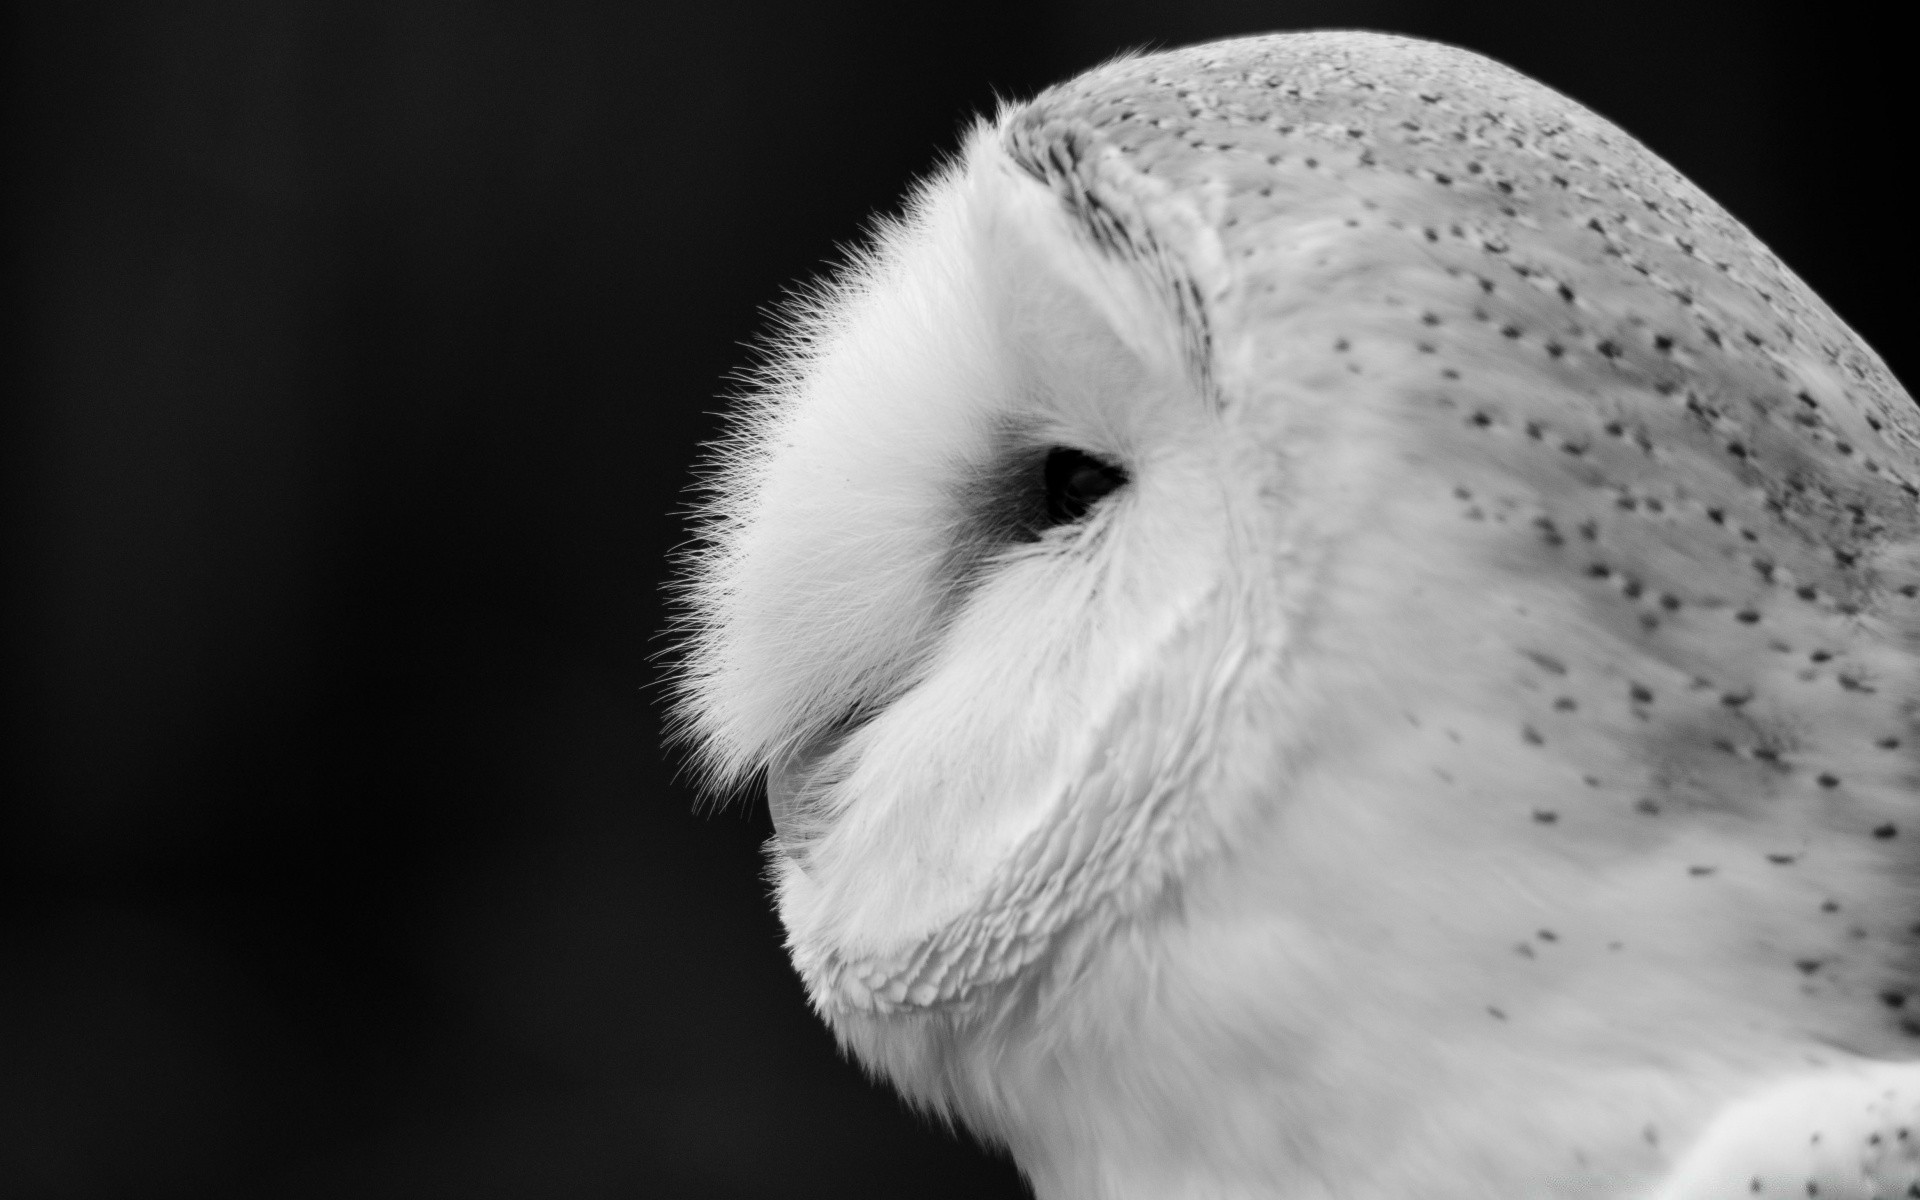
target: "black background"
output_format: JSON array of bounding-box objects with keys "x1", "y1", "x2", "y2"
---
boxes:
[{"x1": 3, "y1": 3, "x2": 1912, "y2": 1197}]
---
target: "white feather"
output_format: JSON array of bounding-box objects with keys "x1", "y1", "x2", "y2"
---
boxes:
[{"x1": 675, "y1": 30, "x2": 1920, "y2": 1200}]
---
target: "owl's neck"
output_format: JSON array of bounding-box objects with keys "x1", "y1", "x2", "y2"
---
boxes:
[{"x1": 828, "y1": 755, "x2": 1900, "y2": 1199}]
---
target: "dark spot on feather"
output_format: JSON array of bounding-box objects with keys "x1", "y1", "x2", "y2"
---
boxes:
[{"x1": 1523, "y1": 650, "x2": 1568, "y2": 675}]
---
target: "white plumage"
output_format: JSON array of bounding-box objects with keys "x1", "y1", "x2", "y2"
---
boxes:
[{"x1": 676, "y1": 31, "x2": 1920, "y2": 1199}]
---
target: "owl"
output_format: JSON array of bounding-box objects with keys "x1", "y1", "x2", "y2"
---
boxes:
[{"x1": 675, "y1": 31, "x2": 1920, "y2": 1200}]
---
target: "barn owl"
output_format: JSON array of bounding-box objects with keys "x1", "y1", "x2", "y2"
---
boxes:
[{"x1": 675, "y1": 30, "x2": 1920, "y2": 1199}]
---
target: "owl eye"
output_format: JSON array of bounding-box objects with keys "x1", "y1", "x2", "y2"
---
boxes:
[{"x1": 1042, "y1": 447, "x2": 1129, "y2": 525}]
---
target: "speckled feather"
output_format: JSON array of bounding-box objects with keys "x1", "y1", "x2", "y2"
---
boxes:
[{"x1": 680, "y1": 30, "x2": 1920, "y2": 1200}]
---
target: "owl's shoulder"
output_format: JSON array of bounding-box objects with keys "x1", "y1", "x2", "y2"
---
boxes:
[{"x1": 1654, "y1": 1062, "x2": 1920, "y2": 1200}]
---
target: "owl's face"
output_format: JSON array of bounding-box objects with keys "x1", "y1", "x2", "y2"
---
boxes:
[
  {"x1": 686, "y1": 121, "x2": 1302, "y2": 947},
  {"x1": 676, "y1": 31, "x2": 1920, "y2": 1200}
]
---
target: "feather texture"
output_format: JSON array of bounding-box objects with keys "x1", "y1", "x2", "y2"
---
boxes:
[{"x1": 674, "y1": 31, "x2": 1920, "y2": 1200}]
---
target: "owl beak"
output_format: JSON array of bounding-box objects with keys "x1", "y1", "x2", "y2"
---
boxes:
[{"x1": 764, "y1": 721, "x2": 858, "y2": 861}]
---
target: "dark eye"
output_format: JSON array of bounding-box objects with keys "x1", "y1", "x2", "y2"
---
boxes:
[{"x1": 1043, "y1": 446, "x2": 1129, "y2": 525}]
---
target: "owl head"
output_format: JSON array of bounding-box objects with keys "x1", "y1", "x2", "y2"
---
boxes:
[{"x1": 674, "y1": 31, "x2": 1920, "y2": 1199}]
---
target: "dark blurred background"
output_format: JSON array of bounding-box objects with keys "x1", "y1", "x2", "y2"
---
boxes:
[{"x1": 1, "y1": 2, "x2": 1911, "y2": 1197}]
